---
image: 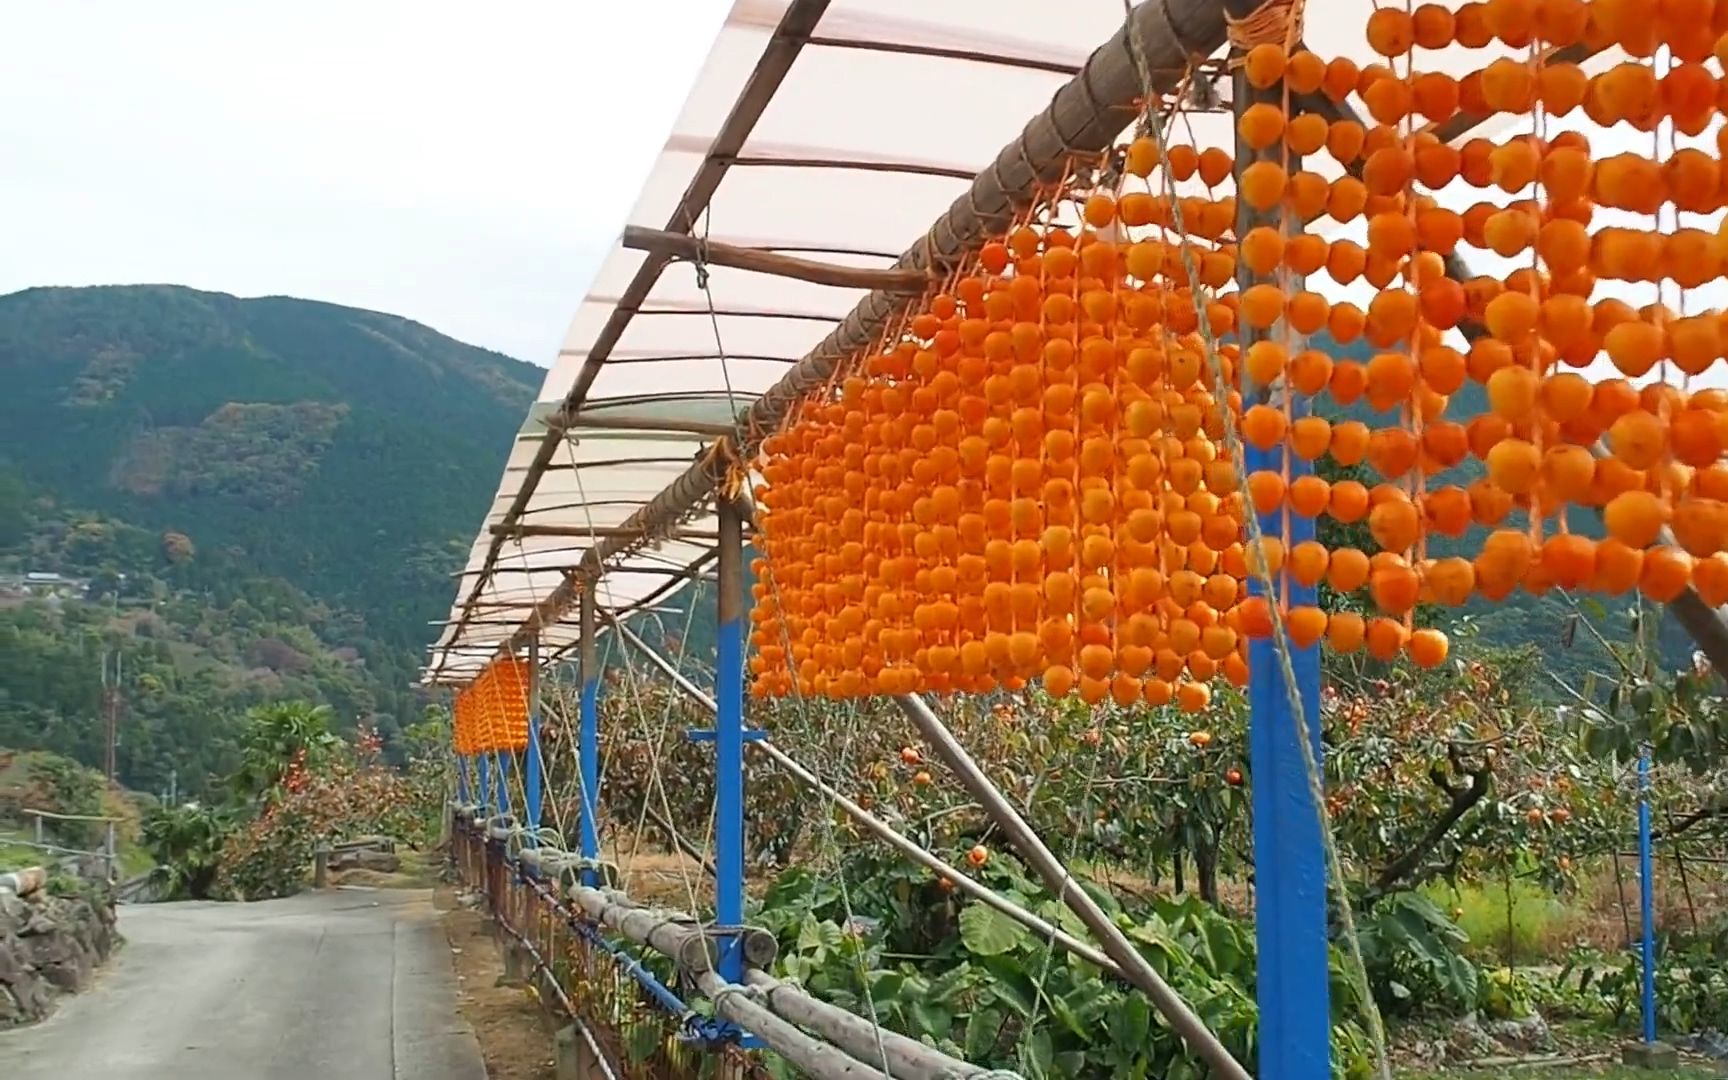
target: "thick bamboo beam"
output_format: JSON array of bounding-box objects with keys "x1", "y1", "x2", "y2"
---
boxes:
[
  {"x1": 621, "y1": 226, "x2": 930, "y2": 292},
  {"x1": 505, "y1": 0, "x2": 1233, "y2": 650}
]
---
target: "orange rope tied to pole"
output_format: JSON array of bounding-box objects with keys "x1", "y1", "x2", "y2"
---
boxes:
[{"x1": 1224, "y1": 0, "x2": 1305, "y2": 52}]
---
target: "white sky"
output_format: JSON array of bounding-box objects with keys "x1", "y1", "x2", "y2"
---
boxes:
[{"x1": 2, "y1": 2, "x2": 729, "y2": 365}]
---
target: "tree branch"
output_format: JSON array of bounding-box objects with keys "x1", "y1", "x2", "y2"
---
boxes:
[{"x1": 1370, "y1": 762, "x2": 1492, "y2": 899}]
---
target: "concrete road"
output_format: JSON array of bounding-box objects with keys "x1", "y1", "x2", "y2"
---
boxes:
[{"x1": 0, "y1": 888, "x2": 487, "y2": 1080}]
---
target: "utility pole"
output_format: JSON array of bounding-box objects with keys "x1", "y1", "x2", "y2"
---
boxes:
[{"x1": 100, "y1": 648, "x2": 122, "y2": 785}]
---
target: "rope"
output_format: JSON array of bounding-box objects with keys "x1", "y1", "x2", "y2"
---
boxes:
[{"x1": 1223, "y1": 0, "x2": 1304, "y2": 51}]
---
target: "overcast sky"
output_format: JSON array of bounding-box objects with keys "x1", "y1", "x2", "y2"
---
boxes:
[{"x1": 3, "y1": 2, "x2": 728, "y2": 365}]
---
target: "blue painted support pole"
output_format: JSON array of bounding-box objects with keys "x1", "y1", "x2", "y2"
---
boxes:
[
  {"x1": 1638, "y1": 750, "x2": 1657, "y2": 1046},
  {"x1": 477, "y1": 752, "x2": 491, "y2": 811},
  {"x1": 714, "y1": 495, "x2": 748, "y2": 983},
  {"x1": 1245, "y1": 439, "x2": 1329, "y2": 1080},
  {"x1": 1230, "y1": 35, "x2": 1330, "y2": 1078},
  {"x1": 578, "y1": 585, "x2": 602, "y2": 885},
  {"x1": 524, "y1": 635, "x2": 544, "y2": 841},
  {"x1": 495, "y1": 752, "x2": 513, "y2": 817}
]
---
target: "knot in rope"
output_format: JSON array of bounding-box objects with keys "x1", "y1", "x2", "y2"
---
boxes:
[
  {"x1": 708, "y1": 440, "x2": 749, "y2": 500},
  {"x1": 692, "y1": 232, "x2": 711, "y2": 291},
  {"x1": 707, "y1": 980, "x2": 768, "y2": 1011},
  {"x1": 1224, "y1": 0, "x2": 1305, "y2": 51}
]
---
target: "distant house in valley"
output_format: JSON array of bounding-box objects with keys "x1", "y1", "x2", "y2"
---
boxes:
[{"x1": 0, "y1": 570, "x2": 92, "y2": 601}]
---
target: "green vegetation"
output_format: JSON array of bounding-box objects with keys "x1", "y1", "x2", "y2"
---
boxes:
[
  {"x1": 141, "y1": 700, "x2": 448, "y2": 900},
  {"x1": 0, "y1": 284, "x2": 538, "y2": 792},
  {"x1": 563, "y1": 622, "x2": 1726, "y2": 1077},
  {"x1": 0, "y1": 746, "x2": 150, "y2": 876}
]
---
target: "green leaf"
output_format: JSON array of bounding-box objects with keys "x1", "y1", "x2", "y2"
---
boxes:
[
  {"x1": 1108, "y1": 993, "x2": 1152, "y2": 1050},
  {"x1": 980, "y1": 956, "x2": 1039, "y2": 1017},
  {"x1": 961, "y1": 902, "x2": 1031, "y2": 956},
  {"x1": 909, "y1": 1000, "x2": 954, "y2": 1040},
  {"x1": 868, "y1": 970, "x2": 905, "y2": 1000},
  {"x1": 1026, "y1": 1028, "x2": 1055, "y2": 1077},
  {"x1": 964, "y1": 1006, "x2": 1003, "y2": 1060}
]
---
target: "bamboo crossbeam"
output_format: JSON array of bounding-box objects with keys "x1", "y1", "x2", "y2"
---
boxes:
[
  {"x1": 502, "y1": 0, "x2": 1233, "y2": 650},
  {"x1": 620, "y1": 226, "x2": 931, "y2": 293}
]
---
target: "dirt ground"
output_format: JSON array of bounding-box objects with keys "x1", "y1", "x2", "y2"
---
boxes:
[{"x1": 435, "y1": 884, "x2": 558, "y2": 1080}]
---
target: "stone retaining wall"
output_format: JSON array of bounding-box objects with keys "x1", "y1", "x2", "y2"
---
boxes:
[{"x1": 0, "y1": 881, "x2": 118, "y2": 1026}]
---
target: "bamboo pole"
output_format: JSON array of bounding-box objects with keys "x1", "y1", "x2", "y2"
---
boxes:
[
  {"x1": 745, "y1": 970, "x2": 991, "y2": 1080},
  {"x1": 565, "y1": 886, "x2": 993, "y2": 1079},
  {"x1": 621, "y1": 226, "x2": 931, "y2": 292},
  {"x1": 895, "y1": 693, "x2": 1252, "y2": 1080}
]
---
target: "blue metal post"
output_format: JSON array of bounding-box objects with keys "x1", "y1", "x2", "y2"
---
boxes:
[
  {"x1": 495, "y1": 752, "x2": 513, "y2": 817},
  {"x1": 1638, "y1": 751, "x2": 1657, "y2": 1045},
  {"x1": 714, "y1": 496, "x2": 748, "y2": 983},
  {"x1": 477, "y1": 752, "x2": 491, "y2": 810},
  {"x1": 1230, "y1": 39, "x2": 1329, "y2": 1076},
  {"x1": 578, "y1": 585, "x2": 602, "y2": 885},
  {"x1": 1245, "y1": 439, "x2": 1329, "y2": 1080},
  {"x1": 524, "y1": 636, "x2": 544, "y2": 841}
]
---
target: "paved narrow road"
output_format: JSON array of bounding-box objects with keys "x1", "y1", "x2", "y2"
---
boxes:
[{"x1": 0, "y1": 888, "x2": 487, "y2": 1080}]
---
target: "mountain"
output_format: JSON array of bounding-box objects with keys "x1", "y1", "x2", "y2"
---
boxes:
[{"x1": 0, "y1": 285, "x2": 539, "y2": 790}]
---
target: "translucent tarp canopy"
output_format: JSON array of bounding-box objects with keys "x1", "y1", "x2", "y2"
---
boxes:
[{"x1": 422, "y1": 0, "x2": 1702, "y2": 684}]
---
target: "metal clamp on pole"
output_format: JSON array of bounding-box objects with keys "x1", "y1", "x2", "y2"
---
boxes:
[{"x1": 485, "y1": 814, "x2": 520, "y2": 842}]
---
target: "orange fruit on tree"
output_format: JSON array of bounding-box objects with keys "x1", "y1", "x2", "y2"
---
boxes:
[
  {"x1": 1176, "y1": 681, "x2": 1212, "y2": 715},
  {"x1": 1485, "y1": 438, "x2": 1541, "y2": 496},
  {"x1": 1693, "y1": 553, "x2": 1728, "y2": 607},
  {"x1": 1541, "y1": 533, "x2": 1598, "y2": 588},
  {"x1": 1370, "y1": 562, "x2": 1421, "y2": 615}
]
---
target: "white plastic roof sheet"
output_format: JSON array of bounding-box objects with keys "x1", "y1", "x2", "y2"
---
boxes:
[{"x1": 424, "y1": 0, "x2": 1669, "y2": 684}]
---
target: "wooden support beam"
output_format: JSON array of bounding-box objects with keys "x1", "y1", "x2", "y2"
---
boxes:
[
  {"x1": 620, "y1": 225, "x2": 931, "y2": 293},
  {"x1": 489, "y1": 524, "x2": 726, "y2": 542},
  {"x1": 562, "y1": 411, "x2": 736, "y2": 438}
]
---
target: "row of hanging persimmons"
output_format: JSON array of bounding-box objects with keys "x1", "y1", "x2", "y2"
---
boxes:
[{"x1": 746, "y1": 5, "x2": 1728, "y2": 709}]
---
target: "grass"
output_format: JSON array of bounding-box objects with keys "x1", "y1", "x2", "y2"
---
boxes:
[
  {"x1": 1427, "y1": 878, "x2": 1585, "y2": 965},
  {"x1": 0, "y1": 828, "x2": 43, "y2": 871}
]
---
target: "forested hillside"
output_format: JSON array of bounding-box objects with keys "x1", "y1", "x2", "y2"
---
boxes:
[{"x1": 0, "y1": 285, "x2": 539, "y2": 792}]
